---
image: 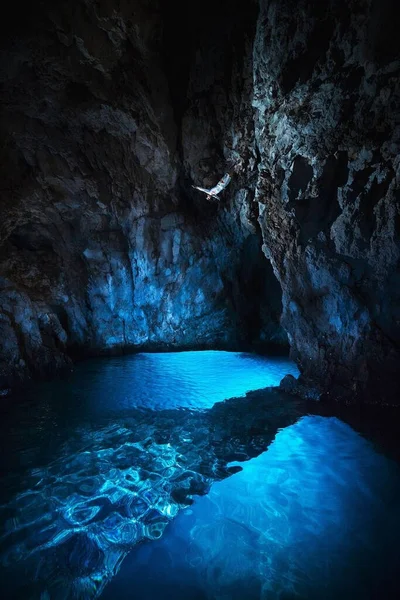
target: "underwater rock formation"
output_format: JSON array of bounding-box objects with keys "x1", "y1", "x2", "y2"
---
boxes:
[{"x1": 0, "y1": 385, "x2": 306, "y2": 598}]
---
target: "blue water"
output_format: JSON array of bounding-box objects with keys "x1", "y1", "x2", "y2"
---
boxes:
[
  {"x1": 69, "y1": 350, "x2": 300, "y2": 412},
  {"x1": 104, "y1": 416, "x2": 400, "y2": 600},
  {"x1": 1, "y1": 351, "x2": 400, "y2": 599}
]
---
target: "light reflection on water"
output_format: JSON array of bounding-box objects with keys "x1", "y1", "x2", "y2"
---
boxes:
[
  {"x1": 0, "y1": 351, "x2": 300, "y2": 599},
  {"x1": 104, "y1": 416, "x2": 400, "y2": 600},
  {"x1": 0, "y1": 351, "x2": 399, "y2": 599},
  {"x1": 57, "y1": 350, "x2": 300, "y2": 412}
]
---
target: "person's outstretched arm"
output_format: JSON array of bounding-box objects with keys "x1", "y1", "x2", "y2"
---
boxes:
[{"x1": 208, "y1": 173, "x2": 231, "y2": 196}]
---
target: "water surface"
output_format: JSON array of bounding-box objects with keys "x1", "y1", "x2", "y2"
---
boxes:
[
  {"x1": 0, "y1": 351, "x2": 399, "y2": 599},
  {"x1": 105, "y1": 416, "x2": 400, "y2": 599}
]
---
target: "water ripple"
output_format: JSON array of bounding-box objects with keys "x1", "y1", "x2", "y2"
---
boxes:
[{"x1": 0, "y1": 352, "x2": 301, "y2": 599}]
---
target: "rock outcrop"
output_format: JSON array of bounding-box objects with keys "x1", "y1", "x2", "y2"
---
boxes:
[
  {"x1": 1, "y1": 0, "x2": 399, "y2": 404},
  {"x1": 253, "y1": 0, "x2": 400, "y2": 403},
  {"x1": 0, "y1": 0, "x2": 284, "y2": 394}
]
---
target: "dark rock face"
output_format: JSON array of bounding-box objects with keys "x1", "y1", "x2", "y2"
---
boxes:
[
  {"x1": 0, "y1": 0, "x2": 285, "y2": 393},
  {"x1": 253, "y1": 0, "x2": 400, "y2": 403},
  {"x1": 1, "y1": 0, "x2": 399, "y2": 404}
]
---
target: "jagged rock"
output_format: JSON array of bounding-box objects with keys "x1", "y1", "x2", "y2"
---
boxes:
[
  {"x1": 1, "y1": 0, "x2": 399, "y2": 403},
  {"x1": 254, "y1": 0, "x2": 400, "y2": 404},
  {"x1": 0, "y1": 0, "x2": 285, "y2": 394}
]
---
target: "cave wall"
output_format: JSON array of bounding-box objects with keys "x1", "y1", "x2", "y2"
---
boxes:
[
  {"x1": 178, "y1": 0, "x2": 286, "y2": 352},
  {"x1": 0, "y1": 0, "x2": 285, "y2": 393},
  {"x1": 2, "y1": 0, "x2": 397, "y2": 403},
  {"x1": 253, "y1": 0, "x2": 400, "y2": 402}
]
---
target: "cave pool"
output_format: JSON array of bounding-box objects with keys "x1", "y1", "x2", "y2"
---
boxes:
[{"x1": 1, "y1": 350, "x2": 400, "y2": 599}]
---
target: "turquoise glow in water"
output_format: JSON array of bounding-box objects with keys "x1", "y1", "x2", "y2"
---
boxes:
[
  {"x1": 62, "y1": 350, "x2": 300, "y2": 412},
  {"x1": 104, "y1": 416, "x2": 400, "y2": 600},
  {"x1": 0, "y1": 351, "x2": 299, "y2": 599},
  {"x1": 1, "y1": 351, "x2": 400, "y2": 599}
]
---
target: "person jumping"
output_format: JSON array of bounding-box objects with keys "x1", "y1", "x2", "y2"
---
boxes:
[{"x1": 192, "y1": 160, "x2": 241, "y2": 201}]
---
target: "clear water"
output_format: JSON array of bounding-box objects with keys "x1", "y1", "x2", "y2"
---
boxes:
[
  {"x1": 0, "y1": 351, "x2": 400, "y2": 599},
  {"x1": 104, "y1": 416, "x2": 400, "y2": 600},
  {"x1": 62, "y1": 350, "x2": 300, "y2": 412}
]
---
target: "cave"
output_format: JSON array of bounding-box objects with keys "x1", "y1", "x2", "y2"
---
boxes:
[{"x1": 1, "y1": 0, "x2": 400, "y2": 598}]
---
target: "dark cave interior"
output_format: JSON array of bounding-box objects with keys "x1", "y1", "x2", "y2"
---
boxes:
[
  {"x1": 0, "y1": 0, "x2": 399, "y2": 403},
  {"x1": 1, "y1": 2, "x2": 400, "y2": 599}
]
